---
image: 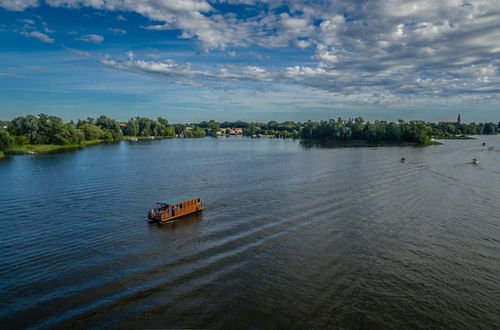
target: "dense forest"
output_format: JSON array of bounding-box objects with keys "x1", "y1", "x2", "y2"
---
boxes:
[{"x1": 0, "y1": 114, "x2": 499, "y2": 155}]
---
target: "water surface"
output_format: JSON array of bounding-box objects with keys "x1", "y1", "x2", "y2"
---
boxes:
[{"x1": 1, "y1": 137, "x2": 499, "y2": 329}]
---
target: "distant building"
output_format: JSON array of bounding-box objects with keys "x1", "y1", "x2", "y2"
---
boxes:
[
  {"x1": 216, "y1": 127, "x2": 243, "y2": 135},
  {"x1": 118, "y1": 122, "x2": 127, "y2": 127},
  {"x1": 438, "y1": 114, "x2": 461, "y2": 125}
]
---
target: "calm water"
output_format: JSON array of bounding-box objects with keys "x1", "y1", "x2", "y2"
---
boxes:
[{"x1": 1, "y1": 137, "x2": 499, "y2": 329}]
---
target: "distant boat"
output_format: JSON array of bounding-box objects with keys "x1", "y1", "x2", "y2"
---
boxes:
[
  {"x1": 400, "y1": 157, "x2": 406, "y2": 163},
  {"x1": 472, "y1": 158, "x2": 479, "y2": 165},
  {"x1": 488, "y1": 146, "x2": 494, "y2": 150},
  {"x1": 129, "y1": 137, "x2": 138, "y2": 142}
]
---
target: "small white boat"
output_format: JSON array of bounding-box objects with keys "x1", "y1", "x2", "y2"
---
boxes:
[{"x1": 472, "y1": 158, "x2": 479, "y2": 165}]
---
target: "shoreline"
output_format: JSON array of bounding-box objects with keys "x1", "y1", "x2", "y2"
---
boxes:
[
  {"x1": 300, "y1": 139, "x2": 442, "y2": 148},
  {"x1": 434, "y1": 135, "x2": 476, "y2": 140}
]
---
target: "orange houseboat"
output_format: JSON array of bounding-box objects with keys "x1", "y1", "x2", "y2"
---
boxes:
[{"x1": 148, "y1": 196, "x2": 204, "y2": 223}]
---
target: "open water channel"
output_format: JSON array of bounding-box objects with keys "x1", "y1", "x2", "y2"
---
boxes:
[{"x1": 0, "y1": 136, "x2": 499, "y2": 329}]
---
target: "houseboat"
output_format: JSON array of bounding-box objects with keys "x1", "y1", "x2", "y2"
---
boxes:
[{"x1": 148, "y1": 196, "x2": 204, "y2": 223}]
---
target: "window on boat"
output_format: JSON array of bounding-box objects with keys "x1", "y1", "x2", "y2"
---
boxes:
[
  {"x1": 179, "y1": 203, "x2": 183, "y2": 209},
  {"x1": 197, "y1": 198, "x2": 200, "y2": 203}
]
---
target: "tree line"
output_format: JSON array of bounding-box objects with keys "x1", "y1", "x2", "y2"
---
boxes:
[
  {"x1": 1, "y1": 114, "x2": 499, "y2": 152},
  {"x1": 0, "y1": 114, "x2": 207, "y2": 152},
  {"x1": 300, "y1": 118, "x2": 499, "y2": 143}
]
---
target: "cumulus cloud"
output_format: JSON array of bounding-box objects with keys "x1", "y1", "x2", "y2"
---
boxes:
[
  {"x1": 76, "y1": 33, "x2": 104, "y2": 43},
  {"x1": 101, "y1": 52, "x2": 500, "y2": 104},
  {"x1": 21, "y1": 30, "x2": 55, "y2": 43},
  {"x1": 0, "y1": 0, "x2": 38, "y2": 11},
  {"x1": 3, "y1": 0, "x2": 500, "y2": 102}
]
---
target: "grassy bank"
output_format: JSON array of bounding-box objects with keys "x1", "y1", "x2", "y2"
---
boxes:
[
  {"x1": 0, "y1": 151, "x2": 5, "y2": 159},
  {"x1": 4, "y1": 139, "x2": 103, "y2": 156},
  {"x1": 79, "y1": 139, "x2": 103, "y2": 146},
  {"x1": 5, "y1": 144, "x2": 81, "y2": 155}
]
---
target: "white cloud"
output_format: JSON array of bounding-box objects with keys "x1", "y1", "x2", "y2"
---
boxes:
[
  {"x1": 21, "y1": 31, "x2": 55, "y2": 43},
  {"x1": 0, "y1": 0, "x2": 38, "y2": 11},
  {"x1": 3, "y1": 0, "x2": 500, "y2": 102},
  {"x1": 107, "y1": 27, "x2": 126, "y2": 35},
  {"x1": 146, "y1": 53, "x2": 162, "y2": 59},
  {"x1": 76, "y1": 34, "x2": 104, "y2": 43},
  {"x1": 18, "y1": 18, "x2": 35, "y2": 25},
  {"x1": 64, "y1": 47, "x2": 91, "y2": 57},
  {"x1": 140, "y1": 24, "x2": 170, "y2": 31},
  {"x1": 0, "y1": 72, "x2": 27, "y2": 79}
]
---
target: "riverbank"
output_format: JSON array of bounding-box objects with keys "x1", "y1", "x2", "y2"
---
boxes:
[
  {"x1": 3, "y1": 139, "x2": 103, "y2": 156},
  {"x1": 300, "y1": 139, "x2": 442, "y2": 148},
  {"x1": 434, "y1": 135, "x2": 476, "y2": 140},
  {"x1": 123, "y1": 135, "x2": 176, "y2": 141}
]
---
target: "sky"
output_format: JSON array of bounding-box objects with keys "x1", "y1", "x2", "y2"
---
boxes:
[{"x1": 0, "y1": 0, "x2": 499, "y2": 123}]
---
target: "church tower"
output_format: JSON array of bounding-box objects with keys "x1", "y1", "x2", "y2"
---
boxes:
[{"x1": 457, "y1": 114, "x2": 461, "y2": 124}]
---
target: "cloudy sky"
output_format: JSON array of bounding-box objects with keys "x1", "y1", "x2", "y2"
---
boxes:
[{"x1": 1, "y1": 0, "x2": 499, "y2": 122}]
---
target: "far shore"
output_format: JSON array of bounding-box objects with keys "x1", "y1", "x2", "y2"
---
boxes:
[
  {"x1": 434, "y1": 135, "x2": 476, "y2": 140},
  {"x1": 301, "y1": 139, "x2": 442, "y2": 148}
]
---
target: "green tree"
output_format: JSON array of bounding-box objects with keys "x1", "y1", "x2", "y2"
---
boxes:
[
  {"x1": 80, "y1": 123, "x2": 106, "y2": 140},
  {"x1": 0, "y1": 128, "x2": 14, "y2": 151}
]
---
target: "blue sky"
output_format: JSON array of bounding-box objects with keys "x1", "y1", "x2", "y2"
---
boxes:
[{"x1": 0, "y1": 0, "x2": 499, "y2": 123}]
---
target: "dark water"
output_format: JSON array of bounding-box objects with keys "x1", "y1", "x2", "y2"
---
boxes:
[{"x1": 1, "y1": 137, "x2": 499, "y2": 329}]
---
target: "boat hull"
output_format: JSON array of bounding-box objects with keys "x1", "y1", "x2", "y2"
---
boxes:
[{"x1": 149, "y1": 207, "x2": 204, "y2": 223}]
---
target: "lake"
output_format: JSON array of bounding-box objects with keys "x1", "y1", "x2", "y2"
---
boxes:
[{"x1": 1, "y1": 136, "x2": 499, "y2": 329}]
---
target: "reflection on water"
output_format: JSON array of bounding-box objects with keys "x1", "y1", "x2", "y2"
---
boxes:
[{"x1": 0, "y1": 136, "x2": 499, "y2": 329}]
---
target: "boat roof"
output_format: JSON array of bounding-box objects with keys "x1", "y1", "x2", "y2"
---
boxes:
[{"x1": 161, "y1": 195, "x2": 201, "y2": 205}]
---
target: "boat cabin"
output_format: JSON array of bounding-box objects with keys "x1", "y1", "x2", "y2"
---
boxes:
[{"x1": 148, "y1": 196, "x2": 204, "y2": 223}]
